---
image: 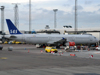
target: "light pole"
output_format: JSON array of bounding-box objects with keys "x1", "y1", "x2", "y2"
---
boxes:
[
  {"x1": 75, "y1": 0, "x2": 77, "y2": 34},
  {"x1": 29, "y1": 0, "x2": 31, "y2": 32},
  {"x1": 53, "y1": 9, "x2": 58, "y2": 29},
  {"x1": 12, "y1": 3, "x2": 20, "y2": 28},
  {"x1": 0, "y1": 6, "x2": 5, "y2": 33}
]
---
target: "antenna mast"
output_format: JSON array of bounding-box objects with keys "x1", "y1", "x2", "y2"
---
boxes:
[{"x1": 12, "y1": 3, "x2": 20, "y2": 28}]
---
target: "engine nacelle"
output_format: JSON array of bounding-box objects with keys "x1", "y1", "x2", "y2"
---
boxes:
[{"x1": 66, "y1": 42, "x2": 75, "y2": 46}]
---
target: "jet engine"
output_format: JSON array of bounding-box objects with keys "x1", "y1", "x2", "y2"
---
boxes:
[{"x1": 65, "y1": 42, "x2": 75, "y2": 46}]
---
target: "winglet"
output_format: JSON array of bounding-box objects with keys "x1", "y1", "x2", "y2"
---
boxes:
[{"x1": 6, "y1": 19, "x2": 22, "y2": 34}]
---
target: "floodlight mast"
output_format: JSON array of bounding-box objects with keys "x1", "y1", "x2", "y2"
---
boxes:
[
  {"x1": 29, "y1": 0, "x2": 31, "y2": 32},
  {"x1": 0, "y1": 6, "x2": 5, "y2": 33},
  {"x1": 12, "y1": 3, "x2": 20, "y2": 28},
  {"x1": 53, "y1": 9, "x2": 58, "y2": 29},
  {"x1": 75, "y1": 0, "x2": 77, "y2": 34}
]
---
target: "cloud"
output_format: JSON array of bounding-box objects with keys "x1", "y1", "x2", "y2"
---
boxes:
[
  {"x1": 77, "y1": 11, "x2": 100, "y2": 28},
  {"x1": 85, "y1": 1, "x2": 92, "y2": 5},
  {"x1": 77, "y1": 5, "x2": 83, "y2": 10},
  {"x1": 98, "y1": 4, "x2": 100, "y2": 6},
  {"x1": 98, "y1": 9, "x2": 100, "y2": 11},
  {"x1": 1, "y1": 0, "x2": 100, "y2": 31},
  {"x1": 0, "y1": 0, "x2": 28, "y2": 3},
  {"x1": 0, "y1": 0, "x2": 60, "y2": 3},
  {"x1": 63, "y1": 4, "x2": 70, "y2": 7},
  {"x1": 72, "y1": 5, "x2": 83, "y2": 11}
]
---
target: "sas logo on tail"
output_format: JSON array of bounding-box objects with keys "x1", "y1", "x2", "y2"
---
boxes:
[{"x1": 10, "y1": 30, "x2": 17, "y2": 34}]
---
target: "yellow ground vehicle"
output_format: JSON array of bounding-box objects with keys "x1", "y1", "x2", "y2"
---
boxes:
[
  {"x1": 12, "y1": 41, "x2": 21, "y2": 44},
  {"x1": 4, "y1": 41, "x2": 8, "y2": 44},
  {"x1": 15, "y1": 41, "x2": 21, "y2": 44},
  {"x1": 45, "y1": 46, "x2": 58, "y2": 53},
  {"x1": 12, "y1": 41, "x2": 16, "y2": 44}
]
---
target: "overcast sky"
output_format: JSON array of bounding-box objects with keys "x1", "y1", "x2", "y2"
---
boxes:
[{"x1": 0, "y1": 0, "x2": 100, "y2": 31}]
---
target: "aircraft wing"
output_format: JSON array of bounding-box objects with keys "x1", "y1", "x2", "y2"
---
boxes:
[
  {"x1": 47, "y1": 37, "x2": 66, "y2": 44},
  {"x1": 47, "y1": 40, "x2": 57, "y2": 44}
]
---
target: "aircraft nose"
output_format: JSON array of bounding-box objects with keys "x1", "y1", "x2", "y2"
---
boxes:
[{"x1": 96, "y1": 38, "x2": 99, "y2": 43}]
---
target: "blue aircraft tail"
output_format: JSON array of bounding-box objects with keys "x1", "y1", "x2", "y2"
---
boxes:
[{"x1": 6, "y1": 19, "x2": 22, "y2": 34}]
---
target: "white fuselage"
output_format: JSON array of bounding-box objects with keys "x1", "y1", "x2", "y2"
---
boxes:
[{"x1": 5, "y1": 34, "x2": 99, "y2": 44}]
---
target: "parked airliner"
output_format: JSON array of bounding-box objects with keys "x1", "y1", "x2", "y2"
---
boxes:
[{"x1": 4, "y1": 19, "x2": 99, "y2": 48}]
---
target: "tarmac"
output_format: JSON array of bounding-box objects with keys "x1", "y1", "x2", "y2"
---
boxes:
[{"x1": 0, "y1": 44, "x2": 100, "y2": 75}]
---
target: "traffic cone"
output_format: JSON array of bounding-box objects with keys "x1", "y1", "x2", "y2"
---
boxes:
[
  {"x1": 51, "y1": 51, "x2": 54, "y2": 54},
  {"x1": 28, "y1": 50, "x2": 30, "y2": 53},
  {"x1": 91, "y1": 55, "x2": 93, "y2": 58},
  {"x1": 61, "y1": 52, "x2": 63, "y2": 55},
  {"x1": 59, "y1": 53, "x2": 61, "y2": 56},
  {"x1": 41, "y1": 50, "x2": 43, "y2": 53},
  {"x1": 53, "y1": 51, "x2": 55, "y2": 54},
  {"x1": 88, "y1": 48, "x2": 90, "y2": 51},
  {"x1": 89, "y1": 54, "x2": 93, "y2": 58},
  {"x1": 96, "y1": 48, "x2": 98, "y2": 51}
]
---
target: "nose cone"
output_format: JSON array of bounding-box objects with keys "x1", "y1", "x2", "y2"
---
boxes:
[
  {"x1": 96, "y1": 38, "x2": 99, "y2": 43},
  {"x1": 94, "y1": 38, "x2": 99, "y2": 43}
]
